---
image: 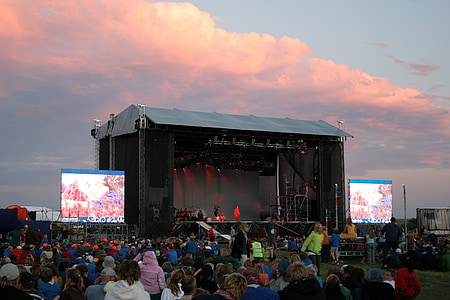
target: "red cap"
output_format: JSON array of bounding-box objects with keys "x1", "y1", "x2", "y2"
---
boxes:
[
  {"x1": 72, "y1": 244, "x2": 77, "y2": 248},
  {"x1": 43, "y1": 243, "x2": 48, "y2": 247},
  {"x1": 102, "y1": 238, "x2": 108, "y2": 242},
  {"x1": 94, "y1": 245, "x2": 99, "y2": 249},
  {"x1": 113, "y1": 240, "x2": 118, "y2": 244},
  {"x1": 112, "y1": 246, "x2": 117, "y2": 250},
  {"x1": 84, "y1": 243, "x2": 90, "y2": 247}
]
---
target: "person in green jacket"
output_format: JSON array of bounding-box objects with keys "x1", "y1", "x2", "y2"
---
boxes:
[
  {"x1": 442, "y1": 246, "x2": 450, "y2": 271},
  {"x1": 301, "y1": 224, "x2": 324, "y2": 275}
]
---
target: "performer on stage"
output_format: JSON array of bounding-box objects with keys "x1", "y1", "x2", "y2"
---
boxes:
[
  {"x1": 234, "y1": 205, "x2": 240, "y2": 221},
  {"x1": 213, "y1": 205, "x2": 219, "y2": 221}
]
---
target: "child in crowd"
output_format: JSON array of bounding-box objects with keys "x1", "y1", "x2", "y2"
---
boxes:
[
  {"x1": 38, "y1": 267, "x2": 61, "y2": 300},
  {"x1": 330, "y1": 227, "x2": 341, "y2": 264}
]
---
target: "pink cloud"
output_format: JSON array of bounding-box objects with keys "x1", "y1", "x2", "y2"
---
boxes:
[
  {"x1": 385, "y1": 54, "x2": 440, "y2": 76},
  {"x1": 0, "y1": 0, "x2": 448, "y2": 172}
]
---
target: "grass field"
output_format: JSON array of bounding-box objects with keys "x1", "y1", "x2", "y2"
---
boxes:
[{"x1": 258, "y1": 251, "x2": 450, "y2": 300}]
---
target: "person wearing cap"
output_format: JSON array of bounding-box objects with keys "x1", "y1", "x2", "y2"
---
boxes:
[
  {"x1": 0, "y1": 263, "x2": 34, "y2": 299},
  {"x1": 85, "y1": 267, "x2": 117, "y2": 300},
  {"x1": 361, "y1": 268, "x2": 395, "y2": 300},
  {"x1": 18, "y1": 271, "x2": 45, "y2": 299},
  {"x1": 380, "y1": 217, "x2": 403, "y2": 260},
  {"x1": 272, "y1": 259, "x2": 291, "y2": 292}
]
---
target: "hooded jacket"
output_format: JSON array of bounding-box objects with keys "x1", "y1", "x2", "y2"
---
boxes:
[
  {"x1": 104, "y1": 280, "x2": 150, "y2": 300},
  {"x1": 135, "y1": 250, "x2": 167, "y2": 295},
  {"x1": 278, "y1": 277, "x2": 326, "y2": 300}
]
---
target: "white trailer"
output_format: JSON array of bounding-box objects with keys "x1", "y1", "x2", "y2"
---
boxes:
[{"x1": 416, "y1": 207, "x2": 450, "y2": 235}]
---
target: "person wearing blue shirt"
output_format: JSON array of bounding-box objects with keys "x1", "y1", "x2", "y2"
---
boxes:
[
  {"x1": 184, "y1": 237, "x2": 198, "y2": 256},
  {"x1": 164, "y1": 248, "x2": 178, "y2": 265},
  {"x1": 330, "y1": 227, "x2": 341, "y2": 264}
]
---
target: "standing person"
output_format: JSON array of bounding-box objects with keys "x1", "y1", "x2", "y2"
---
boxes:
[
  {"x1": 208, "y1": 228, "x2": 215, "y2": 243},
  {"x1": 214, "y1": 206, "x2": 219, "y2": 221},
  {"x1": 330, "y1": 227, "x2": 341, "y2": 264},
  {"x1": 365, "y1": 228, "x2": 377, "y2": 265},
  {"x1": 229, "y1": 225, "x2": 236, "y2": 248},
  {"x1": 8, "y1": 228, "x2": 24, "y2": 248},
  {"x1": 234, "y1": 206, "x2": 240, "y2": 222},
  {"x1": 104, "y1": 260, "x2": 150, "y2": 300},
  {"x1": 301, "y1": 224, "x2": 324, "y2": 275},
  {"x1": 135, "y1": 250, "x2": 166, "y2": 299},
  {"x1": 25, "y1": 227, "x2": 36, "y2": 247},
  {"x1": 321, "y1": 228, "x2": 331, "y2": 263},
  {"x1": 380, "y1": 217, "x2": 403, "y2": 260},
  {"x1": 232, "y1": 223, "x2": 250, "y2": 267},
  {"x1": 263, "y1": 217, "x2": 277, "y2": 260},
  {"x1": 395, "y1": 254, "x2": 422, "y2": 300},
  {"x1": 35, "y1": 229, "x2": 43, "y2": 246}
]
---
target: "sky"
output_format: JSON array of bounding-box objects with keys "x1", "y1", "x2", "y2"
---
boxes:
[{"x1": 0, "y1": 0, "x2": 449, "y2": 219}]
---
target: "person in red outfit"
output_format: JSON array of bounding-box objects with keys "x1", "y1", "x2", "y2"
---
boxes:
[{"x1": 234, "y1": 205, "x2": 240, "y2": 221}]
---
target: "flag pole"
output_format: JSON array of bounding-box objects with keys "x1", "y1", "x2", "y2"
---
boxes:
[{"x1": 403, "y1": 184, "x2": 407, "y2": 252}]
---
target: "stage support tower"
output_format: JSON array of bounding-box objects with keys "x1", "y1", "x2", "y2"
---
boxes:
[
  {"x1": 137, "y1": 104, "x2": 147, "y2": 236},
  {"x1": 108, "y1": 114, "x2": 115, "y2": 170},
  {"x1": 92, "y1": 119, "x2": 102, "y2": 170}
]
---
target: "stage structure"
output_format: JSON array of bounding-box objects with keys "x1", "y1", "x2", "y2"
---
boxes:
[{"x1": 92, "y1": 105, "x2": 352, "y2": 236}]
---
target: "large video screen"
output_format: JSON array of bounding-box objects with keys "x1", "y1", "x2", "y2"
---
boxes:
[
  {"x1": 349, "y1": 179, "x2": 392, "y2": 224},
  {"x1": 61, "y1": 169, "x2": 125, "y2": 223}
]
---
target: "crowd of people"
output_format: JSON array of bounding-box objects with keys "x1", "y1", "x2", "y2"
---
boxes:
[{"x1": 0, "y1": 219, "x2": 449, "y2": 300}]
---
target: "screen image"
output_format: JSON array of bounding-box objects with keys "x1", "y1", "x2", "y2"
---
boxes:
[
  {"x1": 349, "y1": 179, "x2": 392, "y2": 224},
  {"x1": 61, "y1": 169, "x2": 125, "y2": 223}
]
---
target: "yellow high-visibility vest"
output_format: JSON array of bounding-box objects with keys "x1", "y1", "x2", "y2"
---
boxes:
[{"x1": 252, "y1": 242, "x2": 263, "y2": 258}]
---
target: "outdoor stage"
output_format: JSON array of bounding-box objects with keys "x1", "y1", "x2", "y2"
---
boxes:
[{"x1": 95, "y1": 105, "x2": 352, "y2": 236}]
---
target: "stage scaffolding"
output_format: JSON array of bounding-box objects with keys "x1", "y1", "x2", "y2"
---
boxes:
[
  {"x1": 270, "y1": 193, "x2": 309, "y2": 222},
  {"x1": 52, "y1": 222, "x2": 138, "y2": 243}
]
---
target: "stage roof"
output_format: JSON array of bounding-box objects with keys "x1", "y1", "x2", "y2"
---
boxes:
[{"x1": 97, "y1": 104, "x2": 352, "y2": 139}]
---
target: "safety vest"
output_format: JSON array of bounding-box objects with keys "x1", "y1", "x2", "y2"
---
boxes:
[{"x1": 252, "y1": 242, "x2": 263, "y2": 258}]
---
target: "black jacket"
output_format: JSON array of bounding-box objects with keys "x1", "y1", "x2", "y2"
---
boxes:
[
  {"x1": 231, "y1": 231, "x2": 249, "y2": 258},
  {"x1": 278, "y1": 277, "x2": 325, "y2": 300}
]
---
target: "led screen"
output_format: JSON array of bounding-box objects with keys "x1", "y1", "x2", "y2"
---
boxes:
[
  {"x1": 61, "y1": 169, "x2": 125, "y2": 223},
  {"x1": 349, "y1": 179, "x2": 392, "y2": 224}
]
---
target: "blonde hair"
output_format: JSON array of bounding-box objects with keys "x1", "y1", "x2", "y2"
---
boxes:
[
  {"x1": 240, "y1": 223, "x2": 249, "y2": 231},
  {"x1": 285, "y1": 262, "x2": 307, "y2": 283},
  {"x1": 290, "y1": 253, "x2": 301, "y2": 263},
  {"x1": 223, "y1": 273, "x2": 247, "y2": 300}
]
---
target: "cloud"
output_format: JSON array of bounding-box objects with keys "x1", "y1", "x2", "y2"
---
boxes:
[
  {"x1": 365, "y1": 42, "x2": 388, "y2": 48},
  {"x1": 0, "y1": 0, "x2": 449, "y2": 209},
  {"x1": 385, "y1": 54, "x2": 440, "y2": 76}
]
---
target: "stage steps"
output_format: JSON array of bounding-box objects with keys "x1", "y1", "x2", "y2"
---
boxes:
[{"x1": 196, "y1": 221, "x2": 231, "y2": 241}]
